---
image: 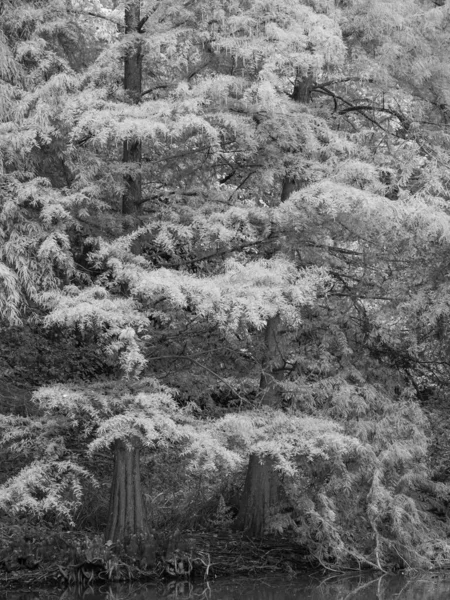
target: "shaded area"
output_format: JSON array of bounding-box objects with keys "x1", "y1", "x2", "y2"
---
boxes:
[
  {"x1": 3, "y1": 574, "x2": 450, "y2": 600},
  {"x1": 0, "y1": 529, "x2": 310, "y2": 587}
]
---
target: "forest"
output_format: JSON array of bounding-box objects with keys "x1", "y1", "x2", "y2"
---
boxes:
[{"x1": 3, "y1": 0, "x2": 450, "y2": 585}]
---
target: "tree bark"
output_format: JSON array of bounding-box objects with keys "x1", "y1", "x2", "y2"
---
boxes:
[
  {"x1": 234, "y1": 73, "x2": 314, "y2": 537},
  {"x1": 234, "y1": 315, "x2": 285, "y2": 536},
  {"x1": 292, "y1": 70, "x2": 314, "y2": 104},
  {"x1": 233, "y1": 455, "x2": 278, "y2": 536},
  {"x1": 106, "y1": 439, "x2": 147, "y2": 543},
  {"x1": 122, "y1": 0, "x2": 142, "y2": 217},
  {"x1": 104, "y1": 2, "x2": 150, "y2": 550},
  {"x1": 259, "y1": 313, "x2": 284, "y2": 407}
]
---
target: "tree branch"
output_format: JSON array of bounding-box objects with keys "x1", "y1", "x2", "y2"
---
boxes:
[
  {"x1": 137, "y1": 14, "x2": 150, "y2": 32},
  {"x1": 330, "y1": 292, "x2": 393, "y2": 301},
  {"x1": 138, "y1": 189, "x2": 199, "y2": 206},
  {"x1": 160, "y1": 238, "x2": 276, "y2": 269},
  {"x1": 148, "y1": 354, "x2": 250, "y2": 406},
  {"x1": 187, "y1": 58, "x2": 213, "y2": 81},
  {"x1": 219, "y1": 170, "x2": 236, "y2": 184},
  {"x1": 227, "y1": 172, "x2": 255, "y2": 202},
  {"x1": 141, "y1": 84, "x2": 171, "y2": 97},
  {"x1": 338, "y1": 104, "x2": 410, "y2": 129},
  {"x1": 67, "y1": 9, "x2": 123, "y2": 29},
  {"x1": 312, "y1": 86, "x2": 411, "y2": 136},
  {"x1": 74, "y1": 133, "x2": 94, "y2": 147},
  {"x1": 303, "y1": 241, "x2": 362, "y2": 256},
  {"x1": 141, "y1": 145, "x2": 212, "y2": 165},
  {"x1": 312, "y1": 77, "x2": 360, "y2": 89}
]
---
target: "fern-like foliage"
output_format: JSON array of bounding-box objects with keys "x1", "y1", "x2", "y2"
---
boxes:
[{"x1": 3, "y1": 0, "x2": 450, "y2": 570}]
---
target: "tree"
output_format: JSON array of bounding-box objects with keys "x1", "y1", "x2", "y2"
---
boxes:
[
  {"x1": 234, "y1": 72, "x2": 319, "y2": 537},
  {"x1": 108, "y1": 0, "x2": 145, "y2": 544},
  {"x1": 3, "y1": 0, "x2": 450, "y2": 570}
]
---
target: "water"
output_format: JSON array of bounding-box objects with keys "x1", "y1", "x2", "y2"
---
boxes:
[{"x1": 2, "y1": 574, "x2": 450, "y2": 600}]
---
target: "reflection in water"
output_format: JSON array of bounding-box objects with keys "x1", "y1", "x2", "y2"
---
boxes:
[{"x1": 2, "y1": 574, "x2": 450, "y2": 600}]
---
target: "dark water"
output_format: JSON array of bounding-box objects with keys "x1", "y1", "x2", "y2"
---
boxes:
[{"x1": 2, "y1": 574, "x2": 450, "y2": 600}]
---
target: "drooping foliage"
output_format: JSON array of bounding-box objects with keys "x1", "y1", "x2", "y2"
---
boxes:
[{"x1": 2, "y1": 0, "x2": 450, "y2": 572}]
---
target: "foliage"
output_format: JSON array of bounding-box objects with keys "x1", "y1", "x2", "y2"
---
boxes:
[
  {"x1": 0, "y1": 325, "x2": 108, "y2": 386},
  {"x1": 0, "y1": 379, "x2": 182, "y2": 522},
  {"x1": 3, "y1": 0, "x2": 450, "y2": 575}
]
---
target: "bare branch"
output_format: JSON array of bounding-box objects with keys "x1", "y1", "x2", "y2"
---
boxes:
[
  {"x1": 312, "y1": 77, "x2": 360, "y2": 89},
  {"x1": 67, "y1": 9, "x2": 123, "y2": 29},
  {"x1": 160, "y1": 238, "x2": 275, "y2": 269},
  {"x1": 330, "y1": 292, "x2": 393, "y2": 301},
  {"x1": 141, "y1": 84, "x2": 171, "y2": 97},
  {"x1": 219, "y1": 170, "x2": 236, "y2": 184},
  {"x1": 187, "y1": 58, "x2": 213, "y2": 81},
  {"x1": 312, "y1": 86, "x2": 411, "y2": 136},
  {"x1": 226, "y1": 171, "x2": 255, "y2": 202},
  {"x1": 148, "y1": 354, "x2": 250, "y2": 405},
  {"x1": 74, "y1": 133, "x2": 94, "y2": 146},
  {"x1": 303, "y1": 241, "x2": 362, "y2": 256},
  {"x1": 137, "y1": 14, "x2": 150, "y2": 33},
  {"x1": 138, "y1": 189, "x2": 199, "y2": 206}
]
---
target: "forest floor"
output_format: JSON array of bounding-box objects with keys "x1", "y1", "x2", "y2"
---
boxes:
[{"x1": 0, "y1": 527, "x2": 312, "y2": 588}]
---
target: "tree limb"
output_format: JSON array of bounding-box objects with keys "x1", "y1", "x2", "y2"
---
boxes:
[
  {"x1": 160, "y1": 238, "x2": 276, "y2": 269},
  {"x1": 303, "y1": 241, "x2": 362, "y2": 256},
  {"x1": 312, "y1": 86, "x2": 411, "y2": 136},
  {"x1": 67, "y1": 9, "x2": 123, "y2": 28},
  {"x1": 141, "y1": 84, "x2": 171, "y2": 97},
  {"x1": 148, "y1": 354, "x2": 249, "y2": 405},
  {"x1": 137, "y1": 14, "x2": 150, "y2": 32}
]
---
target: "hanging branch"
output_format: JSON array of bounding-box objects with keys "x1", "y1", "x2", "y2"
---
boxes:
[{"x1": 312, "y1": 86, "x2": 411, "y2": 136}]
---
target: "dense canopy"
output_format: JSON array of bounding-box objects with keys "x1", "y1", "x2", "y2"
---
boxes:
[{"x1": 2, "y1": 0, "x2": 450, "y2": 577}]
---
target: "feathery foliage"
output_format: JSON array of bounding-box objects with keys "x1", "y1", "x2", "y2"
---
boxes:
[{"x1": 2, "y1": 0, "x2": 450, "y2": 572}]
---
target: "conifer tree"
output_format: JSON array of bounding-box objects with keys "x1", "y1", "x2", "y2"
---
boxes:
[
  {"x1": 105, "y1": 0, "x2": 147, "y2": 545},
  {"x1": 235, "y1": 72, "x2": 318, "y2": 537},
  {"x1": 3, "y1": 0, "x2": 450, "y2": 569}
]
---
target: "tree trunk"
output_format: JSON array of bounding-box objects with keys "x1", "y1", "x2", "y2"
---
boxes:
[
  {"x1": 122, "y1": 0, "x2": 142, "y2": 217},
  {"x1": 104, "y1": 2, "x2": 151, "y2": 551},
  {"x1": 259, "y1": 313, "x2": 284, "y2": 407},
  {"x1": 234, "y1": 317, "x2": 284, "y2": 537},
  {"x1": 234, "y1": 73, "x2": 314, "y2": 537},
  {"x1": 106, "y1": 439, "x2": 147, "y2": 543},
  {"x1": 292, "y1": 69, "x2": 314, "y2": 104},
  {"x1": 233, "y1": 455, "x2": 278, "y2": 537}
]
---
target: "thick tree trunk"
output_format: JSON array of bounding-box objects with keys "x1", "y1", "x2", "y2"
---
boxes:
[
  {"x1": 292, "y1": 70, "x2": 314, "y2": 104},
  {"x1": 104, "y1": 3, "x2": 151, "y2": 552},
  {"x1": 234, "y1": 73, "x2": 314, "y2": 537},
  {"x1": 106, "y1": 439, "x2": 147, "y2": 543},
  {"x1": 234, "y1": 317, "x2": 284, "y2": 537},
  {"x1": 233, "y1": 455, "x2": 278, "y2": 537},
  {"x1": 280, "y1": 72, "x2": 312, "y2": 201},
  {"x1": 122, "y1": 0, "x2": 142, "y2": 217}
]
